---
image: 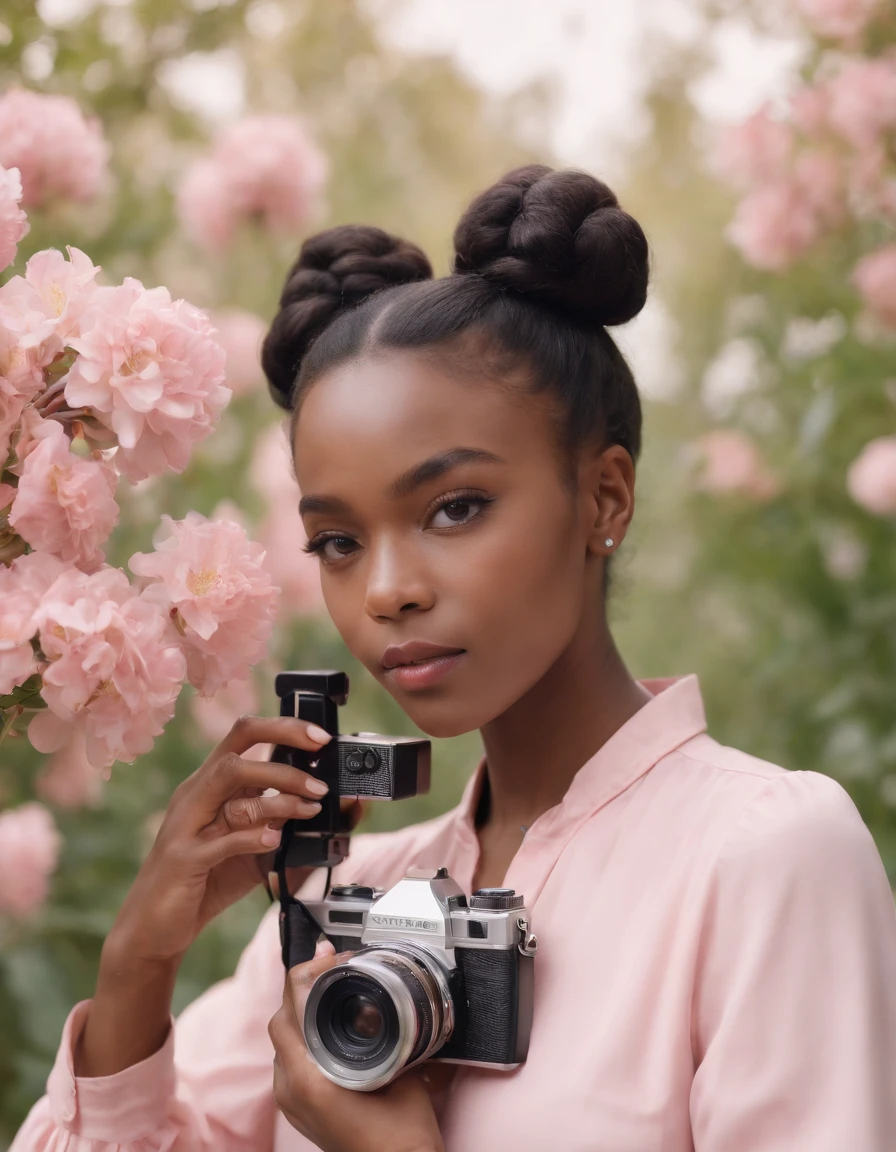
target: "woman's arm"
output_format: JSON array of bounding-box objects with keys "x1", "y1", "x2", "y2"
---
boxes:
[
  {"x1": 9, "y1": 711, "x2": 336, "y2": 1150},
  {"x1": 690, "y1": 770, "x2": 896, "y2": 1150},
  {"x1": 10, "y1": 905, "x2": 285, "y2": 1151}
]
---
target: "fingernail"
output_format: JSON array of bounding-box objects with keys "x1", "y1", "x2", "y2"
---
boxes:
[
  {"x1": 306, "y1": 724, "x2": 332, "y2": 744},
  {"x1": 306, "y1": 777, "x2": 328, "y2": 796},
  {"x1": 305, "y1": 801, "x2": 322, "y2": 815},
  {"x1": 314, "y1": 938, "x2": 336, "y2": 958},
  {"x1": 261, "y1": 824, "x2": 281, "y2": 847}
]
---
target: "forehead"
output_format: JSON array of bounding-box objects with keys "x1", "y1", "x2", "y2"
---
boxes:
[{"x1": 292, "y1": 350, "x2": 558, "y2": 492}]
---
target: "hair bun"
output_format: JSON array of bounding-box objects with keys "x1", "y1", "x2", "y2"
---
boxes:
[
  {"x1": 452, "y1": 164, "x2": 649, "y2": 329},
  {"x1": 262, "y1": 225, "x2": 432, "y2": 408}
]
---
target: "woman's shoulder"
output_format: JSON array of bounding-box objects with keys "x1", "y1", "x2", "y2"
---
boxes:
[{"x1": 665, "y1": 733, "x2": 883, "y2": 886}]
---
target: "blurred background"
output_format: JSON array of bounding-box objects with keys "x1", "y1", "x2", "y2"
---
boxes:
[{"x1": 1, "y1": 0, "x2": 895, "y2": 1140}]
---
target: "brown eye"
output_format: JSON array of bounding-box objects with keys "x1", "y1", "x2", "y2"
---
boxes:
[
  {"x1": 444, "y1": 500, "x2": 472, "y2": 521},
  {"x1": 430, "y1": 497, "x2": 487, "y2": 529},
  {"x1": 310, "y1": 535, "x2": 358, "y2": 563}
]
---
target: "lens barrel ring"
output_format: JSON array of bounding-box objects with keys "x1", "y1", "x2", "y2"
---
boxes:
[{"x1": 303, "y1": 944, "x2": 454, "y2": 1092}]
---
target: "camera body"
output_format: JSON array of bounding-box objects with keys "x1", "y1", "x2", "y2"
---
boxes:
[
  {"x1": 271, "y1": 671, "x2": 431, "y2": 868},
  {"x1": 301, "y1": 867, "x2": 538, "y2": 1091}
]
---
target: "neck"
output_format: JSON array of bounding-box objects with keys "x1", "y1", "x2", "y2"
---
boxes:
[{"x1": 477, "y1": 622, "x2": 652, "y2": 835}]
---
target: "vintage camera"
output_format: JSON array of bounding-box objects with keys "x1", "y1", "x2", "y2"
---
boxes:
[
  {"x1": 270, "y1": 671, "x2": 431, "y2": 870},
  {"x1": 300, "y1": 867, "x2": 538, "y2": 1091}
]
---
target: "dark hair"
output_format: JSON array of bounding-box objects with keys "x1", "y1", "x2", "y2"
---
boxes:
[{"x1": 262, "y1": 165, "x2": 648, "y2": 468}]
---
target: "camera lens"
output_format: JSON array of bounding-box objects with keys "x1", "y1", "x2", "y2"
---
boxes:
[
  {"x1": 304, "y1": 945, "x2": 454, "y2": 1091},
  {"x1": 342, "y1": 994, "x2": 383, "y2": 1041},
  {"x1": 316, "y1": 974, "x2": 398, "y2": 1070}
]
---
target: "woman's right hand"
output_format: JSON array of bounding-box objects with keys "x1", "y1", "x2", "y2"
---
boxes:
[
  {"x1": 76, "y1": 715, "x2": 346, "y2": 1078},
  {"x1": 106, "y1": 714, "x2": 339, "y2": 966}
]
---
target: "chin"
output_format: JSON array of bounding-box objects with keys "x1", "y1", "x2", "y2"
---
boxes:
[{"x1": 395, "y1": 695, "x2": 496, "y2": 740}]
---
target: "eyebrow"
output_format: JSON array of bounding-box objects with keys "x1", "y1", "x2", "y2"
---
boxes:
[{"x1": 298, "y1": 447, "x2": 504, "y2": 517}]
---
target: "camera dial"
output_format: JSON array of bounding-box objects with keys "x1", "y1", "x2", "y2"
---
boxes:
[{"x1": 470, "y1": 888, "x2": 524, "y2": 910}]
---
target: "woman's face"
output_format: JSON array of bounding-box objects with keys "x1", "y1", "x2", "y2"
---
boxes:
[{"x1": 293, "y1": 350, "x2": 607, "y2": 737}]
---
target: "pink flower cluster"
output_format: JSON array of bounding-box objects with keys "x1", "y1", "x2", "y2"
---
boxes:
[
  {"x1": 716, "y1": 51, "x2": 896, "y2": 326},
  {"x1": 130, "y1": 512, "x2": 279, "y2": 697},
  {"x1": 0, "y1": 513, "x2": 278, "y2": 769},
  {"x1": 0, "y1": 802, "x2": 61, "y2": 919},
  {"x1": 66, "y1": 279, "x2": 230, "y2": 481},
  {"x1": 0, "y1": 163, "x2": 28, "y2": 272},
  {"x1": 177, "y1": 116, "x2": 327, "y2": 253},
  {"x1": 9, "y1": 418, "x2": 118, "y2": 571},
  {"x1": 718, "y1": 104, "x2": 848, "y2": 271},
  {"x1": 0, "y1": 88, "x2": 109, "y2": 208}
]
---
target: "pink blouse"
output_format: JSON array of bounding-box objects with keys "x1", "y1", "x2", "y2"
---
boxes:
[{"x1": 12, "y1": 674, "x2": 896, "y2": 1151}]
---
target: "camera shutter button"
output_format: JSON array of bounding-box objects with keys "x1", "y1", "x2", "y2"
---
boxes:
[{"x1": 469, "y1": 888, "x2": 524, "y2": 910}]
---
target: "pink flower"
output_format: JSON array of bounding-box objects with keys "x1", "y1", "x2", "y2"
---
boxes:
[
  {"x1": 790, "y1": 84, "x2": 832, "y2": 139},
  {"x1": 714, "y1": 106, "x2": 794, "y2": 189},
  {"x1": 18, "y1": 246, "x2": 101, "y2": 347},
  {"x1": 0, "y1": 163, "x2": 28, "y2": 272},
  {"x1": 30, "y1": 565, "x2": 186, "y2": 768},
  {"x1": 796, "y1": 0, "x2": 881, "y2": 40},
  {"x1": 0, "y1": 551, "x2": 65, "y2": 695},
  {"x1": 727, "y1": 180, "x2": 822, "y2": 271},
  {"x1": 178, "y1": 116, "x2": 327, "y2": 252},
  {"x1": 0, "y1": 802, "x2": 61, "y2": 918},
  {"x1": 213, "y1": 310, "x2": 268, "y2": 395},
  {"x1": 852, "y1": 244, "x2": 896, "y2": 328},
  {"x1": 693, "y1": 430, "x2": 779, "y2": 501},
  {"x1": 65, "y1": 279, "x2": 230, "y2": 481},
  {"x1": 175, "y1": 159, "x2": 236, "y2": 254},
  {"x1": 0, "y1": 276, "x2": 63, "y2": 399},
  {"x1": 1, "y1": 376, "x2": 27, "y2": 467},
  {"x1": 847, "y1": 436, "x2": 896, "y2": 514},
  {"x1": 849, "y1": 145, "x2": 896, "y2": 221},
  {"x1": 36, "y1": 729, "x2": 103, "y2": 808},
  {"x1": 0, "y1": 88, "x2": 109, "y2": 208},
  {"x1": 250, "y1": 424, "x2": 324, "y2": 617},
  {"x1": 8, "y1": 418, "x2": 118, "y2": 571},
  {"x1": 826, "y1": 56, "x2": 896, "y2": 149},
  {"x1": 130, "y1": 512, "x2": 279, "y2": 697},
  {"x1": 793, "y1": 150, "x2": 847, "y2": 229}
]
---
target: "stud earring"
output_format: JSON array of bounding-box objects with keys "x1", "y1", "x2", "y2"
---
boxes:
[{"x1": 604, "y1": 538, "x2": 614, "y2": 548}]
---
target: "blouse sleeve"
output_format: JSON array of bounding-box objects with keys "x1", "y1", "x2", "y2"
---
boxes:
[
  {"x1": 10, "y1": 903, "x2": 285, "y2": 1151},
  {"x1": 689, "y1": 769, "x2": 896, "y2": 1151}
]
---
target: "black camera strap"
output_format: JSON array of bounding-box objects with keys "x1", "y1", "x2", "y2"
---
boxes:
[{"x1": 270, "y1": 837, "x2": 331, "y2": 971}]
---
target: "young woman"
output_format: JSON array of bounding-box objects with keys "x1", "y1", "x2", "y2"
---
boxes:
[{"x1": 12, "y1": 165, "x2": 896, "y2": 1152}]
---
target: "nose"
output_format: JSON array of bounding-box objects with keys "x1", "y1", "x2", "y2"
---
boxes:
[{"x1": 363, "y1": 536, "x2": 435, "y2": 622}]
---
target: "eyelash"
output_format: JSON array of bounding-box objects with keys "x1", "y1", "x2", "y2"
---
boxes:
[{"x1": 302, "y1": 489, "x2": 495, "y2": 565}]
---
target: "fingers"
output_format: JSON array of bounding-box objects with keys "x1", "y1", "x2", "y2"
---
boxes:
[
  {"x1": 190, "y1": 751, "x2": 330, "y2": 819},
  {"x1": 285, "y1": 950, "x2": 346, "y2": 1029},
  {"x1": 218, "y1": 715, "x2": 331, "y2": 759},
  {"x1": 269, "y1": 951, "x2": 341, "y2": 1059},
  {"x1": 221, "y1": 790, "x2": 323, "y2": 832}
]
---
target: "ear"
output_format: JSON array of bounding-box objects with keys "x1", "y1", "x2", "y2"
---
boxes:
[{"x1": 579, "y1": 443, "x2": 636, "y2": 558}]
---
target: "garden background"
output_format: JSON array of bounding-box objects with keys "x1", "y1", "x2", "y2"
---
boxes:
[{"x1": 1, "y1": 0, "x2": 895, "y2": 1141}]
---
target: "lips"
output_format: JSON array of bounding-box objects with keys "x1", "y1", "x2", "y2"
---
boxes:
[{"x1": 380, "y1": 641, "x2": 466, "y2": 670}]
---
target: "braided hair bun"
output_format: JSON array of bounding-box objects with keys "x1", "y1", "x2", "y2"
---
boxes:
[
  {"x1": 452, "y1": 164, "x2": 649, "y2": 329},
  {"x1": 262, "y1": 225, "x2": 432, "y2": 409}
]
